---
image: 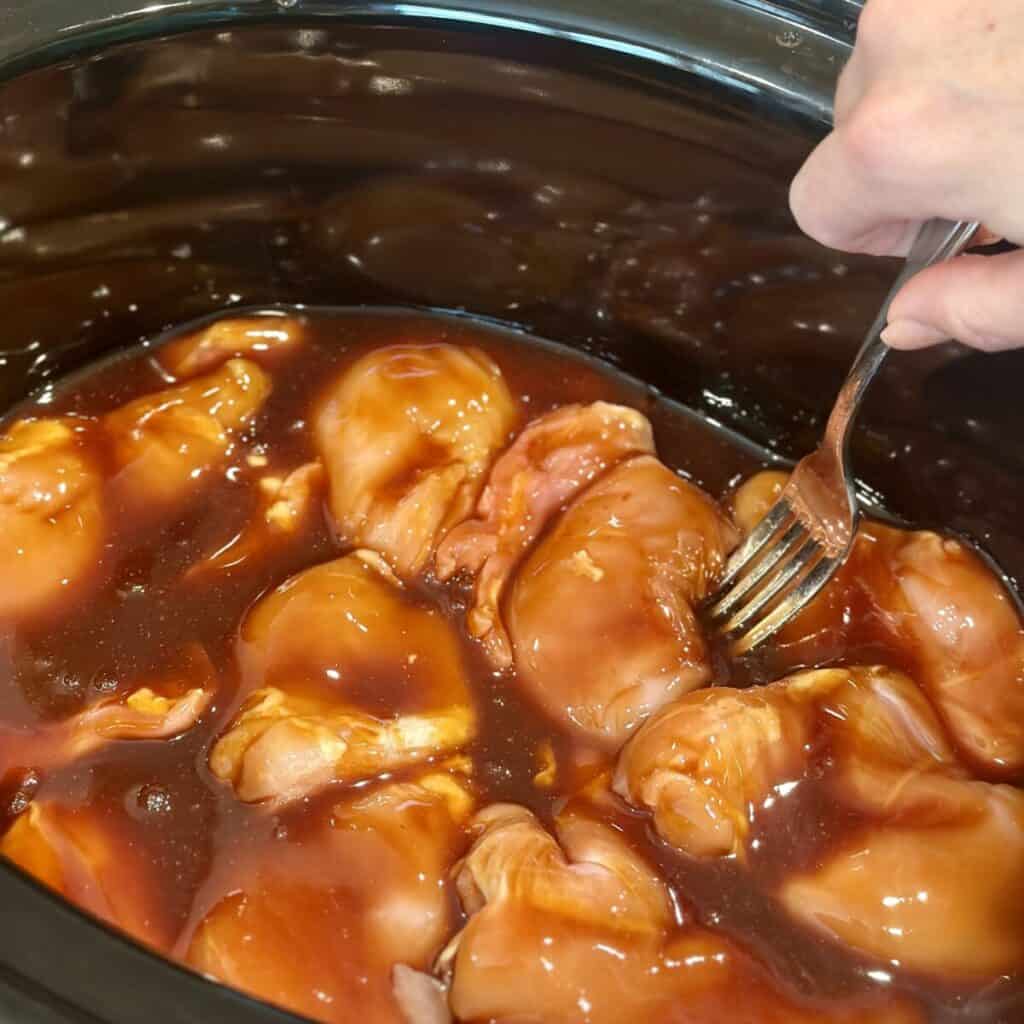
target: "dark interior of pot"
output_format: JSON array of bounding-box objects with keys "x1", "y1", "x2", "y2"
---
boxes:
[{"x1": 0, "y1": 12, "x2": 1022, "y2": 1024}]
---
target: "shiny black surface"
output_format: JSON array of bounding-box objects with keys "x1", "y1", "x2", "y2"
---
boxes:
[{"x1": 0, "y1": 7, "x2": 1021, "y2": 1023}]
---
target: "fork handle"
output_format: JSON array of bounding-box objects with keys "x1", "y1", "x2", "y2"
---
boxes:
[{"x1": 821, "y1": 218, "x2": 981, "y2": 458}]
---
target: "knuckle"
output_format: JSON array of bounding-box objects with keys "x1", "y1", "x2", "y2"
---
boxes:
[
  {"x1": 839, "y1": 89, "x2": 932, "y2": 182},
  {"x1": 945, "y1": 293, "x2": 1000, "y2": 350}
]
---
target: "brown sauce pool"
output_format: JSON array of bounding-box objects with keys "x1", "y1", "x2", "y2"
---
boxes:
[{"x1": 0, "y1": 307, "x2": 1020, "y2": 1024}]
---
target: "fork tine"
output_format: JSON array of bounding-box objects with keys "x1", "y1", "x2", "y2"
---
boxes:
[
  {"x1": 706, "y1": 520, "x2": 807, "y2": 623},
  {"x1": 730, "y1": 555, "x2": 838, "y2": 656},
  {"x1": 720, "y1": 535, "x2": 823, "y2": 638},
  {"x1": 716, "y1": 497, "x2": 794, "y2": 591}
]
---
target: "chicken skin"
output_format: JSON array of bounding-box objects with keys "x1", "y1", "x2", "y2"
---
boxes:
[
  {"x1": 314, "y1": 343, "x2": 517, "y2": 577},
  {"x1": 732, "y1": 470, "x2": 1024, "y2": 776},
  {"x1": 187, "y1": 770, "x2": 473, "y2": 1024},
  {"x1": 212, "y1": 551, "x2": 474, "y2": 806},
  {"x1": 616, "y1": 665, "x2": 1024, "y2": 978},
  {"x1": 506, "y1": 455, "x2": 737, "y2": 747},
  {"x1": 0, "y1": 418, "x2": 105, "y2": 622},
  {"x1": 436, "y1": 401, "x2": 655, "y2": 666}
]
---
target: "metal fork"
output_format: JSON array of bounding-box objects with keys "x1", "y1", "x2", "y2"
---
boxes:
[{"x1": 705, "y1": 218, "x2": 980, "y2": 655}]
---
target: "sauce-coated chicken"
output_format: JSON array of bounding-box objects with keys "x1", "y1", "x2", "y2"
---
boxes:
[
  {"x1": 0, "y1": 418, "x2": 105, "y2": 622},
  {"x1": 446, "y1": 798, "x2": 920, "y2": 1024},
  {"x1": 105, "y1": 357, "x2": 270, "y2": 516},
  {"x1": 2, "y1": 799, "x2": 177, "y2": 951},
  {"x1": 187, "y1": 770, "x2": 473, "y2": 1024},
  {"x1": 506, "y1": 454, "x2": 737, "y2": 746},
  {"x1": 157, "y1": 313, "x2": 305, "y2": 378},
  {"x1": 315, "y1": 343, "x2": 517, "y2": 577},
  {"x1": 436, "y1": 401, "x2": 654, "y2": 666},
  {"x1": 617, "y1": 665, "x2": 1024, "y2": 977},
  {"x1": 213, "y1": 551, "x2": 474, "y2": 805},
  {"x1": 732, "y1": 470, "x2": 1024, "y2": 775}
]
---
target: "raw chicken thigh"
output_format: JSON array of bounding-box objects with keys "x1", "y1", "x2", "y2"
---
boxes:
[
  {"x1": 0, "y1": 418, "x2": 105, "y2": 622},
  {"x1": 436, "y1": 401, "x2": 655, "y2": 666},
  {"x1": 212, "y1": 551, "x2": 474, "y2": 805},
  {"x1": 105, "y1": 358, "x2": 270, "y2": 516},
  {"x1": 315, "y1": 343, "x2": 517, "y2": 577},
  {"x1": 157, "y1": 313, "x2": 305, "y2": 378},
  {"x1": 891, "y1": 531, "x2": 1024, "y2": 775},
  {"x1": 445, "y1": 797, "x2": 919, "y2": 1024},
  {"x1": 1, "y1": 799, "x2": 178, "y2": 952},
  {"x1": 188, "y1": 770, "x2": 473, "y2": 1024},
  {"x1": 616, "y1": 665, "x2": 1024, "y2": 977},
  {"x1": 506, "y1": 454, "x2": 737, "y2": 746},
  {"x1": 732, "y1": 470, "x2": 1024, "y2": 775}
]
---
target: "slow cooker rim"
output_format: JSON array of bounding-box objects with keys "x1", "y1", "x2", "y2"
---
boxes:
[{"x1": 0, "y1": 0, "x2": 855, "y2": 123}]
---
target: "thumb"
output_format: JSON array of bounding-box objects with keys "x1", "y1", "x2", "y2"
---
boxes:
[{"x1": 882, "y1": 250, "x2": 1024, "y2": 352}]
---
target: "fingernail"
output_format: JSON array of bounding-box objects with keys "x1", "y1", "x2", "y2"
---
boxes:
[{"x1": 880, "y1": 318, "x2": 950, "y2": 350}]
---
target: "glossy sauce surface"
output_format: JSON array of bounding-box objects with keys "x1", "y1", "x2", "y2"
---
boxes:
[{"x1": 0, "y1": 308, "x2": 1021, "y2": 1024}]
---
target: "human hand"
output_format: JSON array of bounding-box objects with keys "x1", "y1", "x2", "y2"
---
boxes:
[{"x1": 789, "y1": 0, "x2": 1024, "y2": 351}]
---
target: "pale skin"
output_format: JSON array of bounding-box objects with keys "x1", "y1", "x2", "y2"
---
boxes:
[{"x1": 790, "y1": 0, "x2": 1024, "y2": 351}]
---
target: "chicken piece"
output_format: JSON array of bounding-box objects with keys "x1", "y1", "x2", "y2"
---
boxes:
[
  {"x1": 236, "y1": 550, "x2": 469, "y2": 706},
  {"x1": 186, "y1": 460, "x2": 324, "y2": 578},
  {"x1": 506, "y1": 455, "x2": 738, "y2": 747},
  {"x1": 0, "y1": 646, "x2": 215, "y2": 780},
  {"x1": 187, "y1": 771, "x2": 473, "y2": 1024},
  {"x1": 0, "y1": 418, "x2": 105, "y2": 622},
  {"x1": 157, "y1": 314, "x2": 305, "y2": 378},
  {"x1": 614, "y1": 666, "x2": 957, "y2": 861},
  {"x1": 314, "y1": 343, "x2": 517, "y2": 577},
  {"x1": 209, "y1": 688, "x2": 473, "y2": 806},
  {"x1": 451, "y1": 802, "x2": 673, "y2": 936},
  {"x1": 729, "y1": 468, "x2": 788, "y2": 536},
  {"x1": 781, "y1": 779, "x2": 1024, "y2": 978},
  {"x1": 216, "y1": 551, "x2": 474, "y2": 805},
  {"x1": 614, "y1": 679, "x2": 818, "y2": 858},
  {"x1": 446, "y1": 801, "x2": 919, "y2": 1024},
  {"x1": 732, "y1": 470, "x2": 1024, "y2": 776},
  {"x1": 891, "y1": 531, "x2": 1024, "y2": 775},
  {"x1": 816, "y1": 662, "x2": 961, "y2": 814},
  {"x1": 436, "y1": 401, "x2": 655, "y2": 666},
  {"x1": 64, "y1": 645, "x2": 216, "y2": 756},
  {"x1": 617, "y1": 665, "x2": 1024, "y2": 979},
  {"x1": 784, "y1": 672, "x2": 1024, "y2": 978},
  {"x1": 1, "y1": 800, "x2": 174, "y2": 951},
  {"x1": 105, "y1": 358, "x2": 270, "y2": 515}
]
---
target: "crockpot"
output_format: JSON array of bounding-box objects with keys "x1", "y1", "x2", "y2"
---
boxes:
[{"x1": 0, "y1": 2, "x2": 1021, "y2": 1022}]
